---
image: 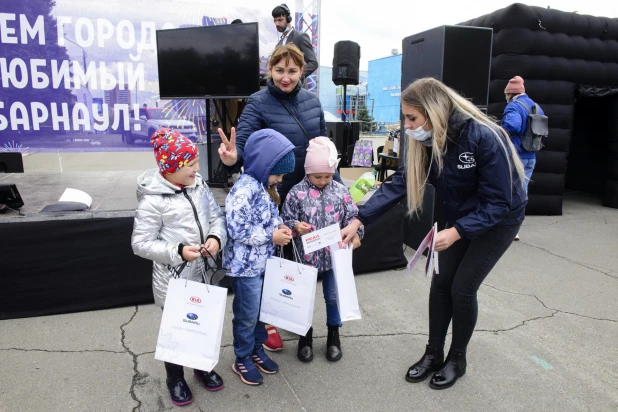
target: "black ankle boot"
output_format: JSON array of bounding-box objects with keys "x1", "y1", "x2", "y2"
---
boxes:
[
  {"x1": 429, "y1": 349, "x2": 466, "y2": 390},
  {"x1": 326, "y1": 326, "x2": 342, "y2": 362},
  {"x1": 405, "y1": 345, "x2": 444, "y2": 383},
  {"x1": 297, "y1": 326, "x2": 313, "y2": 363}
]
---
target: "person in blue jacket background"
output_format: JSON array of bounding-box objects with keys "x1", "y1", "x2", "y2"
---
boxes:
[
  {"x1": 502, "y1": 75, "x2": 544, "y2": 240},
  {"x1": 341, "y1": 78, "x2": 528, "y2": 390}
]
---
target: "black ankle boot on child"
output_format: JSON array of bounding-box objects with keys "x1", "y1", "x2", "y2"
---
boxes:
[
  {"x1": 297, "y1": 326, "x2": 313, "y2": 362},
  {"x1": 429, "y1": 349, "x2": 466, "y2": 390},
  {"x1": 405, "y1": 345, "x2": 444, "y2": 383},
  {"x1": 326, "y1": 325, "x2": 342, "y2": 362}
]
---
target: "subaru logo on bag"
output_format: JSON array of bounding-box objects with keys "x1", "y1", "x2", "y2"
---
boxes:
[
  {"x1": 282, "y1": 289, "x2": 292, "y2": 296},
  {"x1": 186, "y1": 313, "x2": 198, "y2": 320}
]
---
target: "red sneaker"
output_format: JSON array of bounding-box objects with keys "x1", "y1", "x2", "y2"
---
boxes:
[{"x1": 263, "y1": 325, "x2": 284, "y2": 351}]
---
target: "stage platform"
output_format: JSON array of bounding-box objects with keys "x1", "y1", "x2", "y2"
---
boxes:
[{"x1": 0, "y1": 172, "x2": 408, "y2": 320}]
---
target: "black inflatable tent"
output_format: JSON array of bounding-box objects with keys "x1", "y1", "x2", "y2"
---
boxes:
[{"x1": 460, "y1": 3, "x2": 618, "y2": 215}]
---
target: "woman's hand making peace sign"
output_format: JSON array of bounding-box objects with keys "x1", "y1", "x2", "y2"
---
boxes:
[{"x1": 217, "y1": 127, "x2": 238, "y2": 167}]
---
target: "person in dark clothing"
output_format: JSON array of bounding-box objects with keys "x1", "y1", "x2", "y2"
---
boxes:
[
  {"x1": 272, "y1": 3, "x2": 318, "y2": 86},
  {"x1": 341, "y1": 77, "x2": 528, "y2": 390}
]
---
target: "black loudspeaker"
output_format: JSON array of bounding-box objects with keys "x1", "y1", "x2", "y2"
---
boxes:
[
  {"x1": 0, "y1": 153, "x2": 25, "y2": 173},
  {"x1": 401, "y1": 25, "x2": 493, "y2": 106},
  {"x1": 325, "y1": 121, "x2": 360, "y2": 166},
  {"x1": 332, "y1": 41, "x2": 360, "y2": 86}
]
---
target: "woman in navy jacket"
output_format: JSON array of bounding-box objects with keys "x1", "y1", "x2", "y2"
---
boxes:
[
  {"x1": 217, "y1": 43, "x2": 331, "y2": 353},
  {"x1": 217, "y1": 43, "x2": 327, "y2": 203},
  {"x1": 342, "y1": 78, "x2": 527, "y2": 390}
]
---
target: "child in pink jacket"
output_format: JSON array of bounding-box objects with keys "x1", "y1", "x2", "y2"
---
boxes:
[{"x1": 281, "y1": 136, "x2": 364, "y2": 364}]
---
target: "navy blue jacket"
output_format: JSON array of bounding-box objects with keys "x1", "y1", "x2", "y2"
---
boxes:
[
  {"x1": 501, "y1": 94, "x2": 544, "y2": 160},
  {"x1": 358, "y1": 113, "x2": 527, "y2": 240},
  {"x1": 231, "y1": 80, "x2": 326, "y2": 201}
]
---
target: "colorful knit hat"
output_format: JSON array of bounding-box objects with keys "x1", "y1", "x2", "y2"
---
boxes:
[{"x1": 150, "y1": 128, "x2": 198, "y2": 175}]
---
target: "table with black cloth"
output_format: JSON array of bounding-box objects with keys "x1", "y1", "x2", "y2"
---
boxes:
[{"x1": 0, "y1": 172, "x2": 408, "y2": 320}]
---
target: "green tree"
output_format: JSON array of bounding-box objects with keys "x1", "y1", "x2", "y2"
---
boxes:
[{"x1": 356, "y1": 103, "x2": 374, "y2": 132}]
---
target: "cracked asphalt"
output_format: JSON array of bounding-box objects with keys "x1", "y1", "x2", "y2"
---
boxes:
[{"x1": 1, "y1": 192, "x2": 617, "y2": 412}]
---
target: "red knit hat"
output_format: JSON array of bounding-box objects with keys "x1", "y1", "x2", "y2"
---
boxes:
[
  {"x1": 150, "y1": 128, "x2": 198, "y2": 175},
  {"x1": 504, "y1": 76, "x2": 525, "y2": 94}
]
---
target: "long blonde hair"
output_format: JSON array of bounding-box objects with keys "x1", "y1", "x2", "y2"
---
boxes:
[{"x1": 401, "y1": 77, "x2": 526, "y2": 215}]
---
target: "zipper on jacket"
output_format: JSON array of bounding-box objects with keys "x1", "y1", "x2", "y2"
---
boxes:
[{"x1": 182, "y1": 189, "x2": 205, "y2": 245}]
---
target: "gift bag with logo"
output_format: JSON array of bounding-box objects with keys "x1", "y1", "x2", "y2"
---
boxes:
[
  {"x1": 351, "y1": 140, "x2": 373, "y2": 167},
  {"x1": 331, "y1": 244, "x2": 362, "y2": 321},
  {"x1": 260, "y1": 250, "x2": 318, "y2": 336},
  {"x1": 155, "y1": 257, "x2": 227, "y2": 372}
]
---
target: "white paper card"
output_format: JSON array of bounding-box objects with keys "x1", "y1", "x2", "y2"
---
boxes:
[
  {"x1": 301, "y1": 223, "x2": 342, "y2": 254},
  {"x1": 59, "y1": 188, "x2": 92, "y2": 208}
]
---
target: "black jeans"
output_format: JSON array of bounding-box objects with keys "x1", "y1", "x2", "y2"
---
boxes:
[{"x1": 427, "y1": 223, "x2": 520, "y2": 352}]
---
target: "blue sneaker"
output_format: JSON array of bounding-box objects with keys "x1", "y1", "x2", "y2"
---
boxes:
[
  {"x1": 232, "y1": 356, "x2": 263, "y2": 385},
  {"x1": 252, "y1": 347, "x2": 279, "y2": 374}
]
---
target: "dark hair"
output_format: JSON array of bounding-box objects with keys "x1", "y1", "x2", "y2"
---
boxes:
[
  {"x1": 272, "y1": 5, "x2": 289, "y2": 19},
  {"x1": 230, "y1": 19, "x2": 243, "y2": 24}
]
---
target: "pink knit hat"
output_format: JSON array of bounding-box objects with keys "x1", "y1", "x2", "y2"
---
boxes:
[
  {"x1": 305, "y1": 136, "x2": 339, "y2": 174},
  {"x1": 504, "y1": 76, "x2": 525, "y2": 94}
]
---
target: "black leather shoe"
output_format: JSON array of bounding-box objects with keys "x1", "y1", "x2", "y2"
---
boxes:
[
  {"x1": 194, "y1": 369, "x2": 224, "y2": 391},
  {"x1": 326, "y1": 326, "x2": 342, "y2": 362},
  {"x1": 429, "y1": 350, "x2": 467, "y2": 390},
  {"x1": 166, "y1": 377, "x2": 193, "y2": 406},
  {"x1": 405, "y1": 345, "x2": 444, "y2": 383},
  {"x1": 297, "y1": 327, "x2": 313, "y2": 363}
]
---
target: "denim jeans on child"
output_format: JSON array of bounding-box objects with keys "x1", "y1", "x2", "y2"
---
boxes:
[
  {"x1": 521, "y1": 158, "x2": 536, "y2": 193},
  {"x1": 321, "y1": 269, "x2": 342, "y2": 327},
  {"x1": 228, "y1": 275, "x2": 268, "y2": 359}
]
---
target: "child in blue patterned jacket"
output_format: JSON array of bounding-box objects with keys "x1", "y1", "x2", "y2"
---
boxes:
[
  {"x1": 223, "y1": 129, "x2": 295, "y2": 386},
  {"x1": 281, "y1": 136, "x2": 364, "y2": 364}
]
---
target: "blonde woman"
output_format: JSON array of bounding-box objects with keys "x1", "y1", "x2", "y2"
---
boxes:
[{"x1": 341, "y1": 78, "x2": 527, "y2": 390}]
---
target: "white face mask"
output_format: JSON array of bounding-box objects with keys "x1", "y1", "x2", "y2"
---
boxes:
[{"x1": 405, "y1": 119, "x2": 433, "y2": 146}]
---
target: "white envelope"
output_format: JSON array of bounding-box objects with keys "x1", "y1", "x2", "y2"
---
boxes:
[{"x1": 301, "y1": 223, "x2": 342, "y2": 254}]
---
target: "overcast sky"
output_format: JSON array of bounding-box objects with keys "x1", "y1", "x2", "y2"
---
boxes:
[{"x1": 319, "y1": 0, "x2": 617, "y2": 70}]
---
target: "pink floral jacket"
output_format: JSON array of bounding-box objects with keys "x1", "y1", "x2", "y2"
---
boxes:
[{"x1": 281, "y1": 176, "x2": 364, "y2": 272}]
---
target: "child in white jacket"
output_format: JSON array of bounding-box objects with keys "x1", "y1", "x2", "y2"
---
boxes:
[{"x1": 131, "y1": 129, "x2": 227, "y2": 407}]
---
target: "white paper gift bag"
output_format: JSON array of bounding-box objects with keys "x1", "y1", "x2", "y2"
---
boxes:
[
  {"x1": 259, "y1": 256, "x2": 318, "y2": 336},
  {"x1": 331, "y1": 246, "x2": 362, "y2": 322},
  {"x1": 155, "y1": 278, "x2": 227, "y2": 372}
]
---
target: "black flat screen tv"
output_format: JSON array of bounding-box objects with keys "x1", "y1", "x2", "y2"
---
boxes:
[{"x1": 156, "y1": 23, "x2": 260, "y2": 99}]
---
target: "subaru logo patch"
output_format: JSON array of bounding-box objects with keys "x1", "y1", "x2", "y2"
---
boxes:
[
  {"x1": 186, "y1": 313, "x2": 198, "y2": 320},
  {"x1": 282, "y1": 289, "x2": 292, "y2": 296}
]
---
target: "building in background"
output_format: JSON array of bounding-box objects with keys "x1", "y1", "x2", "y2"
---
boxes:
[{"x1": 368, "y1": 51, "x2": 402, "y2": 126}]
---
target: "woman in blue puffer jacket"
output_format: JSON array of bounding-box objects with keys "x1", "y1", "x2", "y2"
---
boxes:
[{"x1": 218, "y1": 43, "x2": 338, "y2": 352}]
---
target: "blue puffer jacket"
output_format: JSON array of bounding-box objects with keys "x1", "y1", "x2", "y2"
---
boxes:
[
  {"x1": 232, "y1": 80, "x2": 326, "y2": 201},
  {"x1": 502, "y1": 94, "x2": 545, "y2": 160},
  {"x1": 223, "y1": 129, "x2": 294, "y2": 277},
  {"x1": 358, "y1": 113, "x2": 527, "y2": 240}
]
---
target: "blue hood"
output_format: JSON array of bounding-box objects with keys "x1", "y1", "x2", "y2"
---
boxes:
[{"x1": 243, "y1": 129, "x2": 295, "y2": 186}]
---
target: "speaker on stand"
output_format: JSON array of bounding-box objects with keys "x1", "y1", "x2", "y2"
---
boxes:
[{"x1": 332, "y1": 40, "x2": 361, "y2": 168}]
